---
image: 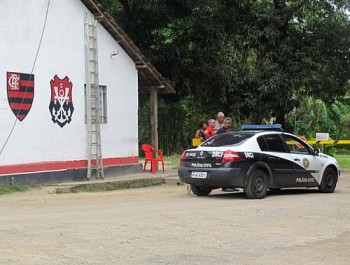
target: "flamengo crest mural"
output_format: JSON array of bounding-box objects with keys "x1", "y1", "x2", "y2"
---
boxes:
[
  {"x1": 7, "y1": 72, "x2": 34, "y2": 121},
  {"x1": 49, "y1": 75, "x2": 74, "y2": 128}
]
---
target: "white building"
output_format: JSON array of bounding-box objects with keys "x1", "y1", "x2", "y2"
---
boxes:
[{"x1": 0, "y1": 0, "x2": 173, "y2": 185}]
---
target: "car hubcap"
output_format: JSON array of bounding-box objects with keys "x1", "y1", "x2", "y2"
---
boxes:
[
  {"x1": 254, "y1": 177, "x2": 264, "y2": 193},
  {"x1": 326, "y1": 174, "x2": 334, "y2": 187}
]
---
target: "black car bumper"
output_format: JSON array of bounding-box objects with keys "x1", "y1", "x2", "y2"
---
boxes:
[{"x1": 178, "y1": 167, "x2": 247, "y2": 188}]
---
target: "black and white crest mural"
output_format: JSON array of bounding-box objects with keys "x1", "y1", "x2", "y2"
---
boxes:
[{"x1": 49, "y1": 75, "x2": 74, "y2": 128}]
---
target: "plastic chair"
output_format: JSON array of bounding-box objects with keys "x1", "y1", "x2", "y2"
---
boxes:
[{"x1": 141, "y1": 144, "x2": 165, "y2": 174}]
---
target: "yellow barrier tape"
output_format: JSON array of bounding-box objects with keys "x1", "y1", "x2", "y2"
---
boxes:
[
  {"x1": 306, "y1": 140, "x2": 350, "y2": 145},
  {"x1": 287, "y1": 140, "x2": 350, "y2": 145}
]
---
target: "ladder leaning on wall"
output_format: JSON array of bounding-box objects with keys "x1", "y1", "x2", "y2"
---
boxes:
[{"x1": 84, "y1": 13, "x2": 104, "y2": 179}]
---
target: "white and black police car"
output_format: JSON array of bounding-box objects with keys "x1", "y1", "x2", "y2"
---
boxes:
[{"x1": 178, "y1": 125, "x2": 340, "y2": 199}]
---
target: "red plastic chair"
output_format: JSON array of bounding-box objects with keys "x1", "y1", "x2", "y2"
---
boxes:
[{"x1": 141, "y1": 144, "x2": 165, "y2": 174}]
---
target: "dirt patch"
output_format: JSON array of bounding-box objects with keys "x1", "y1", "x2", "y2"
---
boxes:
[{"x1": 0, "y1": 174, "x2": 349, "y2": 264}]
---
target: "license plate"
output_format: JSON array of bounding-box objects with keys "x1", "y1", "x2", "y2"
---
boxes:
[{"x1": 191, "y1": 172, "x2": 207, "y2": 179}]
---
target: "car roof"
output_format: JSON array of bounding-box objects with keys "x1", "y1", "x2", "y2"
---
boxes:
[
  {"x1": 200, "y1": 130, "x2": 283, "y2": 148},
  {"x1": 241, "y1": 124, "x2": 283, "y2": 131},
  {"x1": 236, "y1": 130, "x2": 282, "y2": 136}
]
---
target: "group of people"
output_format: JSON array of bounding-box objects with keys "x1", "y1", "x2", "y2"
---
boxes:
[
  {"x1": 195, "y1": 112, "x2": 233, "y2": 142},
  {"x1": 194, "y1": 112, "x2": 237, "y2": 192}
]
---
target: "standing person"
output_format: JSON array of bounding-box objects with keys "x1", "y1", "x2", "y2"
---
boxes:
[
  {"x1": 214, "y1": 112, "x2": 225, "y2": 132},
  {"x1": 216, "y1": 117, "x2": 233, "y2": 134},
  {"x1": 204, "y1": 119, "x2": 216, "y2": 139},
  {"x1": 218, "y1": 117, "x2": 238, "y2": 192},
  {"x1": 194, "y1": 122, "x2": 207, "y2": 142},
  {"x1": 262, "y1": 111, "x2": 276, "y2": 124}
]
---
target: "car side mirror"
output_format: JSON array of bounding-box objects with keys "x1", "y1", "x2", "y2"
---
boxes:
[{"x1": 314, "y1": 148, "x2": 320, "y2": 156}]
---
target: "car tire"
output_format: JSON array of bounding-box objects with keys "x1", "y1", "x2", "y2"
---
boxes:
[
  {"x1": 190, "y1": 184, "x2": 212, "y2": 196},
  {"x1": 318, "y1": 167, "x2": 338, "y2": 193},
  {"x1": 245, "y1": 169, "x2": 268, "y2": 199}
]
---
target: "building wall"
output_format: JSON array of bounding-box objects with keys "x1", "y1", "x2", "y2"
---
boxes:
[{"x1": 0, "y1": 0, "x2": 139, "y2": 178}]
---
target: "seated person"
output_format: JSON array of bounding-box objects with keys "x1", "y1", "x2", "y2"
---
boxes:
[{"x1": 195, "y1": 122, "x2": 208, "y2": 142}]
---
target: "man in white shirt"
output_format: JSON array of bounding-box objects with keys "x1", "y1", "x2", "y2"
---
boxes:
[{"x1": 214, "y1": 112, "x2": 225, "y2": 132}]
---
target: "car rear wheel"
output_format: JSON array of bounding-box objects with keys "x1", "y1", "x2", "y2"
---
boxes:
[
  {"x1": 245, "y1": 169, "x2": 268, "y2": 199},
  {"x1": 318, "y1": 167, "x2": 338, "y2": 193},
  {"x1": 190, "y1": 184, "x2": 212, "y2": 196}
]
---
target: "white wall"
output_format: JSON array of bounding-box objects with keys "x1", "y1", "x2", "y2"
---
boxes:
[
  {"x1": 97, "y1": 23, "x2": 139, "y2": 158},
  {"x1": 0, "y1": 0, "x2": 139, "y2": 166}
]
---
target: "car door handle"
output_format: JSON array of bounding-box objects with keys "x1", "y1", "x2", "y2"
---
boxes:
[{"x1": 294, "y1": 158, "x2": 300, "y2": 161}]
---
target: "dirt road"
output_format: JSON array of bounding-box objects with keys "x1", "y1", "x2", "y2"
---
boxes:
[{"x1": 0, "y1": 174, "x2": 349, "y2": 265}]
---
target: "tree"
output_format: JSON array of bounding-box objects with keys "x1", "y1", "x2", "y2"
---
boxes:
[
  {"x1": 110, "y1": 0, "x2": 350, "y2": 122},
  {"x1": 102, "y1": 0, "x2": 350, "y2": 153}
]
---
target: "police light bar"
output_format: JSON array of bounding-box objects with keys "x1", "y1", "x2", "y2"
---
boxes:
[{"x1": 241, "y1": 124, "x2": 283, "y2": 131}]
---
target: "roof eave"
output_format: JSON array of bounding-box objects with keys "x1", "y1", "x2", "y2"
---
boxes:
[{"x1": 80, "y1": 0, "x2": 175, "y2": 94}]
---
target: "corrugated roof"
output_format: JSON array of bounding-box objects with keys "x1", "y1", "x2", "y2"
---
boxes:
[{"x1": 80, "y1": 0, "x2": 175, "y2": 94}]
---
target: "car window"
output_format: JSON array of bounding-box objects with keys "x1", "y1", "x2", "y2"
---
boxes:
[
  {"x1": 257, "y1": 136, "x2": 268, "y2": 151},
  {"x1": 260, "y1": 134, "x2": 287, "y2": 152},
  {"x1": 282, "y1": 134, "x2": 311, "y2": 155},
  {"x1": 201, "y1": 132, "x2": 254, "y2": 147}
]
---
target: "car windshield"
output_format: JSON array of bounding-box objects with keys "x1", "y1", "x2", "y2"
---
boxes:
[{"x1": 201, "y1": 132, "x2": 255, "y2": 147}]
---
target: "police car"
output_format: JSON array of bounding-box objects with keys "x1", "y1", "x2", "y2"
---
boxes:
[{"x1": 178, "y1": 125, "x2": 340, "y2": 199}]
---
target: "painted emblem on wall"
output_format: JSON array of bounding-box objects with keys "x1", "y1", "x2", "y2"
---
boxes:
[
  {"x1": 7, "y1": 72, "x2": 34, "y2": 121},
  {"x1": 49, "y1": 75, "x2": 74, "y2": 128}
]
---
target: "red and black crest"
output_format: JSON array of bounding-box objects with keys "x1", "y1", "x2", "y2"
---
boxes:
[
  {"x1": 7, "y1": 72, "x2": 34, "y2": 121},
  {"x1": 49, "y1": 75, "x2": 74, "y2": 128}
]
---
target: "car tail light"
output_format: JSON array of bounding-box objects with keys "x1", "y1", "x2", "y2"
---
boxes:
[
  {"x1": 180, "y1": 151, "x2": 186, "y2": 161},
  {"x1": 221, "y1": 150, "x2": 244, "y2": 163}
]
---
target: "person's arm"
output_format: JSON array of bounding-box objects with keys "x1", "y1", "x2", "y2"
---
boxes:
[
  {"x1": 195, "y1": 129, "x2": 200, "y2": 138},
  {"x1": 195, "y1": 129, "x2": 205, "y2": 142}
]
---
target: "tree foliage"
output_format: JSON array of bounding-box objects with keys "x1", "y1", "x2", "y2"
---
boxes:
[
  {"x1": 102, "y1": 0, "x2": 350, "y2": 153},
  {"x1": 286, "y1": 94, "x2": 350, "y2": 154}
]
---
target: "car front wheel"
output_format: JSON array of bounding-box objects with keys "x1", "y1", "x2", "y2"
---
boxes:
[
  {"x1": 245, "y1": 169, "x2": 268, "y2": 199},
  {"x1": 190, "y1": 184, "x2": 212, "y2": 196},
  {"x1": 319, "y1": 167, "x2": 338, "y2": 193}
]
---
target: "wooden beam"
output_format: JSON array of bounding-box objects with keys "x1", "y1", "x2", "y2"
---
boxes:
[
  {"x1": 150, "y1": 89, "x2": 158, "y2": 150},
  {"x1": 136, "y1": 64, "x2": 147, "y2": 69},
  {"x1": 139, "y1": 85, "x2": 165, "y2": 89}
]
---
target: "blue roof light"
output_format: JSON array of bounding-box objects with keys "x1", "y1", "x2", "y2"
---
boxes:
[{"x1": 241, "y1": 124, "x2": 283, "y2": 131}]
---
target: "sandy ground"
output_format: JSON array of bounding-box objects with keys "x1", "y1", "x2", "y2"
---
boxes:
[{"x1": 0, "y1": 173, "x2": 349, "y2": 265}]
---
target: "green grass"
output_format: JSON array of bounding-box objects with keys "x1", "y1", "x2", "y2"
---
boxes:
[
  {"x1": 0, "y1": 185, "x2": 32, "y2": 195},
  {"x1": 334, "y1": 155, "x2": 350, "y2": 169},
  {"x1": 0, "y1": 176, "x2": 40, "y2": 195},
  {"x1": 165, "y1": 154, "x2": 181, "y2": 169}
]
